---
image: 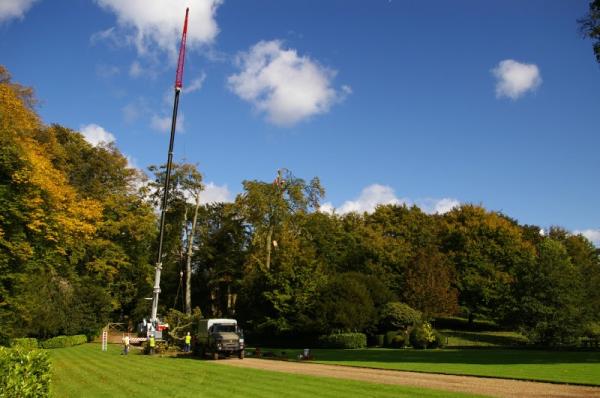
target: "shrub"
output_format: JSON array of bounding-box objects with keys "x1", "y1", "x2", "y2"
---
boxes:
[
  {"x1": 374, "y1": 334, "x2": 384, "y2": 347},
  {"x1": 429, "y1": 330, "x2": 446, "y2": 349},
  {"x1": 318, "y1": 333, "x2": 367, "y2": 349},
  {"x1": 0, "y1": 346, "x2": 51, "y2": 397},
  {"x1": 40, "y1": 335, "x2": 87, "y2": 349},
  {"x1": 409, "y1": 322, "x2": 436, "y2": 349},
  {"x1": 390, "y1": 334, "x2": 407, "y2": 348},
  {"x1": 379, "y1": 302, "x2": 422, "y2": 331},
  {"x1": 10, "y1": 338, "x2": 38, "y2": 350},
  {"x1": 384, "y1": 331, "x2": 398, "y2": 347}
]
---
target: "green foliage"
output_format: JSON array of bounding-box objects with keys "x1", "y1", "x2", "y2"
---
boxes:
[
  {"x1": 9, "y1": 338, "x2": 38, "y2": 350},
  {"x1": 379, "y1": 302, "x2": 421, "y2": 331},
  {"x1": 511, "y1": 239, "x2": 585, "y2": 346},
  {"x1": 430, "y1": 330, "x2": 446, "y2": 349},
  {"x1": 40, "y1": 335, "x2": 87, "y2": 349},
  {"x1": 409, "y1": 322, "x2": 436, "y2": 349},
  {"x1": 384, "y1": 330, "x2": 399, "y2": 347},
  {"x1": 318, "y1": 333, "x2": 367, "y2": 349},
  {"x1": 579, "y1": 0, "x2": 600, "y2": 64},
  {"x1": 0, "y1": 346, "x2": 50, "y2": 398}
]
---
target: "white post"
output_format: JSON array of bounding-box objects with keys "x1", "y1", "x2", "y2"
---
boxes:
[{"x1": 102, "y1": 328, "x2": 108, "y2": 352}]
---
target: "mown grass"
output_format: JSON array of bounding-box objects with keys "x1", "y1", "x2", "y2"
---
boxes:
[
  {"x1": 440, "y1": 330, "x2": 528, "y2": 347},
  {"x1": 48, "y1": 344, "x2": 482, "y2": 398},
  {"x1": 265, "y1": 348, "x2": 600, "y2": 385}
]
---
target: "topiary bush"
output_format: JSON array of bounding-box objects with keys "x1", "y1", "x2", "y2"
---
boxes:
[
  {"x1": 379, "y1": 302, "x2": 422, "y2": 331},
  {"x1": 409, "y1": 322, "x2": 436, "y2": 349},
  {"x1": 40, "y1": 335, "x2": 87, "y2": 349},
  {"x1": 0, "y1": 346, "x2": 51, "y2": 397},
  {"x1": 318, "y1": 333, "x2": 367, "y2": 349},
  {"x1": 10, "y1": 338, "x2": 38, "y2": 350}
]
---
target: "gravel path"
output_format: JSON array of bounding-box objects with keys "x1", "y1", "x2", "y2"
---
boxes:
[{"x1": 217, "y1": 358, "x2": 600, "y2": 398}]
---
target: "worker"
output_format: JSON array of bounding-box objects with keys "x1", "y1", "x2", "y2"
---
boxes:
[
  {"x1": 122, "y1": 334, "x2": 130, "y2": 355},
  {"x1": 184, "y1": 332, "x2": 191, "y2": 353},
  {"x1": 149, "y1": 334, "x2": 156, "y2": 355}
]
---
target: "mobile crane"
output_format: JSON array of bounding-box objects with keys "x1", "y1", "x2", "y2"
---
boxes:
[{"x1": 140, "y1": 7, "x2": 189, "y2": 341}]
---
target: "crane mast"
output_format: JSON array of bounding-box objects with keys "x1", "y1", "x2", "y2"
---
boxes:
[{"x1": 150, "y1": 7, "x2": 189, "y2": 328}]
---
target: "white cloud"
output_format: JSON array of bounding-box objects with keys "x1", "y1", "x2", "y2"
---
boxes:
[
  {"x1": 200, "y1": 182, "x2": 232, "y2": 204},
  {"x1": 418, "y1": 198, "x2": 461, "y2": 215},
  {"x1": 321, "y1": 184, "x2": 460, "y2": 215},
  {"x1": 129, "y1": 61, "x2": 143, "y2": 78},
  {"x1": 228, "y1": 40, "x2": 350, "y2": 127},
  {"x1": 492, "y1": 59, "x2": 542, "y2": 100},
  {"x1": 0, "y1": 0, "x2": 38, "y2": 23},
  {"x1": 95, "y1": 64, "x2": 120, "y2": 78},
  {"x1": 183, "y1": 72, "x2": 207, "y2": 94},
  {"x1": 150, "y1": 113, "x2": 184, "y2": 133},
  {"x1": 337, "y1": 184, "x2": 402, "y2": 214},
  {"x1": 80, "y1": 124, "x2": 116, "y2": 146},
  {"x1": 574, "y1": 229, "x2": 600, "y2": 247},
  {"x1": 94, "y1": 0, "x2": 223, "y2": 57}
]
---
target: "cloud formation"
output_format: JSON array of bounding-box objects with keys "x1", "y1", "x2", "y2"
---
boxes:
[
  {"x1": 492, "y1": 59, "x2": 542, "y2": 99},
  {"x1": 200, "y1": 182, "x2": 232, "y2": 204},
  {"x1": 574, "y1": 229, "x2": 600, "y2": 247},
  {"x1": 0, "y1": 0, "x2": 38, "y2": 23},
  {"x1": 183, "y1": 72, "x2": 207, "y2": 94},
  {"x1": 150, "y1": 113, "x2": 185, "y2": 133},
  {"x1": 94, "y1": 0, "x2": 223, "y2": 57},
  {"x1": 321, "y1": 184, "x2": 460, "y2": 215},
  {"x1": 80, "y1": 124, "x2": 116, "y2": 146},
  {"x1": 228, "y1": 40, "x2": 350, "y2": 127}
]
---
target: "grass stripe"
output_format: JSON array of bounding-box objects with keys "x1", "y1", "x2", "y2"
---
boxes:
[{"x1": 48, "y1": 344, "x2": 483, "y2": 398}]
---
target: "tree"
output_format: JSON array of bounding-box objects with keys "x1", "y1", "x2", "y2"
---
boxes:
[
  {"x1": 402, "y1": 248, "x2": 458, "y2": 318},
  {"x1": 148, "y1": 162, "x2": 204, "y2": 316},
  {"x1": 442, "y1": 205, "x2": 535, "y2": 323},
  {"x1": 510, "y1": 239, "x2": 585, "y2": 346},
  {"x1": 192, "y1": 203, "x2": 248, "y2": 317},
  {"x1": 580, "y1": 0, "x2": 600, "y2": 64},
  {"x1": 236, "y1": 169, "x2": 323, "y2": 271}
]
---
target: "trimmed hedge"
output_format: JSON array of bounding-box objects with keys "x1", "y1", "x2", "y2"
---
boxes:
[
  {"x1": 318, "y1": 333, "x2": 367, "y2": 349},
  {"x1": 0, "y1": 346, "x2": 51, "y2": 397},
  {"x1": 10, "y1": 338, "x2": 38, "y2": 350},
  {"x1": 40, "y1": 335, "x2": 87, "y2": 349}
]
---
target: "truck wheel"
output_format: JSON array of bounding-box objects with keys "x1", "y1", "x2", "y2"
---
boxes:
[
  {"x1": 212, "y1": 351, "x2": 219, "y2": 361},
  {"x1": 238, "y1": 350, "x2": 244, "y2": 359}
]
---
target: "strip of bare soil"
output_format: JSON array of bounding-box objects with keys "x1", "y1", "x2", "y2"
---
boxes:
[{"x1": 217, "y1": 358, "x2": 600, "y2": 398}]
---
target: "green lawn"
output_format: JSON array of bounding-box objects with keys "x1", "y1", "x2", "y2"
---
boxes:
[
  {"x1": 265, "y1": 348, "x2": 600, "y2": 385},
  {"x1": 48, "y1": 344, "x2": 482, "y2": 398},
  {"x1": 440, "y1": 330, "x2": 528, "y2": 347}
]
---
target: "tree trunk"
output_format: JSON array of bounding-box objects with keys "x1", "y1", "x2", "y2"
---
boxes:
[
  {"x1": 185, "y1": 193, "x2": 201, "y2": 315},
  {"x1": 265, "y1": 225, "x2": 274, "y2": 270}
]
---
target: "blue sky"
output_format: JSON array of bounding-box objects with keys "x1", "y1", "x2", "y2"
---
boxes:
[{"x1": 2, "y1": 0, "x2": 599, "y2": 242}]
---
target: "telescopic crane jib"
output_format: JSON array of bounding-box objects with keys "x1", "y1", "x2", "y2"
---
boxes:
[{"x1": 149, "y1": 7, "x2": 189, "y2": 334}]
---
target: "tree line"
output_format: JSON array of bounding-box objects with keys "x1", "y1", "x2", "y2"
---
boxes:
[{"x1": 1, "y1": 66, "x2": 599, "y2": 347}]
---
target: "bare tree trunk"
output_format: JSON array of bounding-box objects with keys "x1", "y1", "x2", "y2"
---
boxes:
[
  {"x1": 265, "y1": 225, "x2": 274, "y2": 270},
  {"x1": 185, "y1": 193, "x2": 201, "y2": 315}
]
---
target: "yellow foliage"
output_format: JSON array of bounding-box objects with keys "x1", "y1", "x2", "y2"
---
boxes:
[
  {"x1": 13, "y1": 135, "x2": 103, "y2": 247},
  {"x1": 0, "y1": 67, "x2": 40, "y2": 134}
]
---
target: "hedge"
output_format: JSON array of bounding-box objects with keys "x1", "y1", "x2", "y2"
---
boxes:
[
  {"x1": 0, "y1": 347, "x2": 51, "y2": 398},
  {"x1": 318, "y1": 333, "x2": 367, "y2": 349},
  {"x1": 40, "y1": 335, "x2": 87, "y2": 349},
  {"x1": 10, "y1": 338, "x2": 38, "y2": 350}
]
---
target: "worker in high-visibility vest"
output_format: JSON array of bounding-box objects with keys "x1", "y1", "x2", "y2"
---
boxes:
[
  {"x1": 184, "y1": 332, "x2": 191, "y2": 353},
  {"x1": 149, "y1": 334, "x2": 156, "y2": 355}
]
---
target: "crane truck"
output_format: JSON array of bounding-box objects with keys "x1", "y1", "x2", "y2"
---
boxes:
[{"x1": 137, "y1": 8, "x2": 189, "y2": 344}]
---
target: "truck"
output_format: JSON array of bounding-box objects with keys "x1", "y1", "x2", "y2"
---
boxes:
[{"x1": 197, "y1": 319, "x2": 244, "y2": 360}]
